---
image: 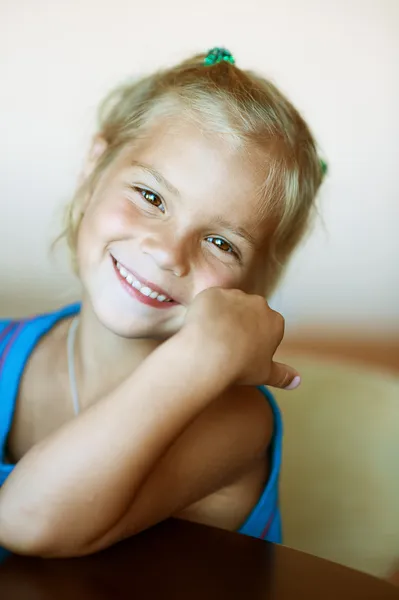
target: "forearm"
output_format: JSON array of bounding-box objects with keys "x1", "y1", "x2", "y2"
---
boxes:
[{"x1": 0, "y1": 328, "x2": 232, "y2": 555}]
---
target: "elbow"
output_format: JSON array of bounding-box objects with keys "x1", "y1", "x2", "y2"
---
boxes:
[
  {"x1": 0, "y1": 505, "x2": 119, "y2": 559},
  {"x1": 0, "y1": 484, "x2": 129, "y2": 558},
  {"x1": 0, "y1": 524, "x2": 50, "y2": 558},
  {"x1": 0, "y1": 508, "x2": 57, "y2": 558},
  {"x1": 0, "y1": 521, "x2": 90, "y2": 559},
  {"x1": 0, "y1": 496, "x2": 83, "y2": 558},
  {"x1": 0, "y1": 467, "x2": 68, "y2": 557}
]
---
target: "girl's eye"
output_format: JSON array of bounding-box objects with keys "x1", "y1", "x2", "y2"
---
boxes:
[
  {"x1": 137, "y1": 188, "x2": 165, "y2": 212},
  {"x1": 206, "y1": 236, "x2": 234, "y2": 254}
]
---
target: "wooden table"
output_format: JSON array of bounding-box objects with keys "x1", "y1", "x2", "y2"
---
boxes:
[{"x1": 0, "y1": 519, "x2": 398, "y2": 599}]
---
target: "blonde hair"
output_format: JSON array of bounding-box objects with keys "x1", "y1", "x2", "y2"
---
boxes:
[{"x1": 64, "y1": 51, "x2": 325, "y2": 295}]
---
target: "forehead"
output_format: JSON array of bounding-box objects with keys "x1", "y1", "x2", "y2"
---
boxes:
[{"x1": 119, "y1": 116, "x2": 276, "y2": 240}]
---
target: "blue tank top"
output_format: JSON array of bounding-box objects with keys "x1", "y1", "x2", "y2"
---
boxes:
[{"x1": 0, "y1": 304, "x2": 283, "y2": 559}]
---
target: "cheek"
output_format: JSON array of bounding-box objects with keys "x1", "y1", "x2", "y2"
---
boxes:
[
  {"x1": 240, "y1": 255, "x2": 269, "y2": 295},
  {"x1": 192, "y1": 254, "x2": 269, "y2": 298},
  {"x1": 76, "y1": 196, "x2": 136, "y2": 273},
  {"x1": 192, "y1": 263, "x2": 243, "y2": 295},
  {"x1": 82, "y1": 193, "x2": 141, "y2": 243}
]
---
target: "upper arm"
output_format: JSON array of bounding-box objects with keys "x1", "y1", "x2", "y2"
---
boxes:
[{"x1": 86, "y1": 386, "x2": 273, "y2": 554}]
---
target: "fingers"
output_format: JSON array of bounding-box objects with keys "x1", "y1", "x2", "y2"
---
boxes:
[{"x1": 266, "y1": 361, "x2": 301, "y2": 390}]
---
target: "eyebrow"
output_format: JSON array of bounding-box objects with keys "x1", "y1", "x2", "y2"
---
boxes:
[
  {"x1": 131, "y1": 161, "x2": 180, "y2": 197},
  {"x1": 213, "y1": 216, "x2": 257, "y2": 246}
]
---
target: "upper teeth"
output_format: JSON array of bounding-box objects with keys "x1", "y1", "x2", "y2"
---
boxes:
[{"x1": 116, "y1": 262, "x2": 172, "y2": 302}]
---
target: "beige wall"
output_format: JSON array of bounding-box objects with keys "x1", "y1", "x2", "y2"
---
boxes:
[{"x1": 1, "y1": 0, "x2": 398, "y2": 333}]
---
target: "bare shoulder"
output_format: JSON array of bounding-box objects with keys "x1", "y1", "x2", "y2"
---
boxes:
[
  {"x1": 200, "y1": 385, "x2": 274, "y2": 457},
  {"x1": 170, "y1": 384, "x2": 274, "y2": 481},
  {"x1": 173, "y1": 385, "x2": 275, "y2": 531}
]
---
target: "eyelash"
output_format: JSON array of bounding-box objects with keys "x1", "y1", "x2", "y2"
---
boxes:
[
  {"x1": 205, "y1": 236, "x2": 236, "y2": 256},
  {"x1": 136, "y1": 187, "x2": 165, "y2": 213},
  {"x1": 133, "y1": 187, "x2": 238, "y2": 258}
]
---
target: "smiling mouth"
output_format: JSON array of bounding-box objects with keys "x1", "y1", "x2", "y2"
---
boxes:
[{"x1": 111, "y1": 256, "x2": 175, "y2": 304}]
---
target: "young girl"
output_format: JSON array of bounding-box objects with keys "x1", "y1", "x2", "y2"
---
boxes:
[{"x1": 0, "y1": 48, "x2": 324, "y2": 559}]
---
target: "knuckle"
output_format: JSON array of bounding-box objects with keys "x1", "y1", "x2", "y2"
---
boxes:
[
  {"x1": 277, "y1": 312, "x2": 285, "y2": 330},
  {"x1": 252, "y1": 294, "x2": 268, "y2": 309},
  {"x1": 273, "y1": 312, "x2": 285, "y2": 342},
  {"x1": 274, "y1": 310, "x2": 285, "y2": 327}
]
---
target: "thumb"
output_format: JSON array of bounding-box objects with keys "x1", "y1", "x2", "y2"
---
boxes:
[{"x1": 266, "y1": 361, "x2": 301, "y2": 391}]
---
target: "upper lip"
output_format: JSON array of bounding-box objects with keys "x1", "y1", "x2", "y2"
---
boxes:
[{"x1": 112, "y1": 256, "x2": 178, "y2": 303}]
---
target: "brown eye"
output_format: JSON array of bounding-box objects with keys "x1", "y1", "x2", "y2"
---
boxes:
[
  {"x1": 206, "y1": 236, "x2": 233, "y2": 253},
  {"x1": 138, "y1": 188, "x2": 165, "y2": 212}
]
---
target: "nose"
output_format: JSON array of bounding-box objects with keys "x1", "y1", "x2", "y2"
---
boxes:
[{"x1": 140, "y1": 228, "x2": 190, "y2": 277}]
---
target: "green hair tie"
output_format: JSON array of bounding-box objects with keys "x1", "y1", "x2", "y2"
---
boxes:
[
  {"x1": 204, "y1": 47, "x2": 235, "y2": 66},
  {"x1": 320, "y1": 159, "x2": 328, "y2": 177}
]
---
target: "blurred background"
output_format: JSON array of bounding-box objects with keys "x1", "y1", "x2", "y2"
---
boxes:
[{"x1": 1, "y1": 0, "x2": 398, "y2": 363}]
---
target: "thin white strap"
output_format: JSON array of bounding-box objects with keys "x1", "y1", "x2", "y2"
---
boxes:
[{"x1": 67, "y1": 317, "x2": 80, "y2": 416}]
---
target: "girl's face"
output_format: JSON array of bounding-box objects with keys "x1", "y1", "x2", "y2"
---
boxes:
[{"x1": 77, "y1": 117, "x2": 275, "y2": 339}]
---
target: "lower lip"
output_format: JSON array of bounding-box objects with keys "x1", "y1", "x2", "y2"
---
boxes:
[{"x1": 112, "y1": 258, "x2": 177, "y2": 309}]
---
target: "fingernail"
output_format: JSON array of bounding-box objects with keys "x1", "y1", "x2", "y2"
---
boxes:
[{"x1": 284, "y1": 375, "x2": 301, "y2": 390}]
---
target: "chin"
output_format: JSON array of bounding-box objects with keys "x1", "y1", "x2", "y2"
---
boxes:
[{"x1": 89, "y1": 290, "x2": 184, "y2": 340}]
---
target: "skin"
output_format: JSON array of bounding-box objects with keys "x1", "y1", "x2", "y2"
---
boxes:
[
  {"x1": 0, "y1": 116, "x2": 299, "y2": 557},
  {"x1": 388, "y1": 566, "x2": 399, "y2": 586}
]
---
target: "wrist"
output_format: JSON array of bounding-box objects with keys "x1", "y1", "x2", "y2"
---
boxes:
[{"x1": 171, "y1": 325, "x2": 237, "y2": 390}]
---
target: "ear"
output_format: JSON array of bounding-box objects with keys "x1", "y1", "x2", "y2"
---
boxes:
[{"x1": 79, "y1": 135, "x2": 108, "y2": 183}]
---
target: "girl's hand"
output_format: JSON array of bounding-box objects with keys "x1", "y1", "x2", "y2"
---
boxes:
[{"x1": 183, "y1": 287, "x2": 300, "y2": 389}]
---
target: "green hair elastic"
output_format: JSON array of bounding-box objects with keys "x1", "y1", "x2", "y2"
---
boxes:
[
  {"x1": 204, "y1": 47, "x2": 235, "y2": 66},
  {"x1": 320, "y1": 159, "x2": 328, "y2": 177}
]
